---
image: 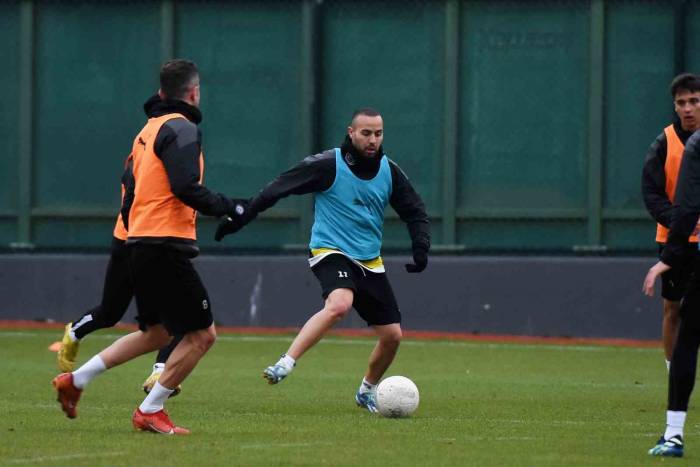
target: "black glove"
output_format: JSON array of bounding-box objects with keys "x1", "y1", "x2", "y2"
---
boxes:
[
  {"x1": 405, "y1": 247, "x2": 428, "y2": 273},
  {"x1": 215, "y1": 216, "x2": 244, "y2": 241},
  {"x1": 215, "y1": 199, "x2": 251, "y2": 242}
]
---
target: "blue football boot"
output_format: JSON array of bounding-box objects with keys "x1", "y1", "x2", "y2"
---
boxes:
[
  {"x1": 648, "y1": 435, "x2": 683, "y2": 457},
  {"x1": 263, "y1": 362, "x2": 292, "y2": 384},
  {"x1": 355, "y1": 391, "x2": 378, "y2": 413}
]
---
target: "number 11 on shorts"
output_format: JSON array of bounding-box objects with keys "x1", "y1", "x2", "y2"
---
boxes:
[{"x1": 338, "y1": 271, "x2": 348, "y2": 278}]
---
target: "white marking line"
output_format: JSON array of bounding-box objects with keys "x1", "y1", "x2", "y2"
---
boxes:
[
  {"x1": 239, "y1": 441, "x2": 334, "y2": 450},
  {"x1": 6, "y1": 451, "x2": 124, "y2": 464},
  {"x1": 1, "y1": 330, "x2": 657, "y2": 353}
]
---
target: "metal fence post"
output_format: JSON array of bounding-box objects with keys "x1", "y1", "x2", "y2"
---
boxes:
[
  {"x1": 441, "y1": 0, "x2": 459, "y2": 248},
  {"x1": 585, "y1": 0, "x2": 606, "y2": 250},
  {"x1": 15, "y1": 0, "x2": 34, "y2": 249}
]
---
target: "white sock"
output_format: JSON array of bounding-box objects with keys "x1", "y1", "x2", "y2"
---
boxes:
[
  {"x1": 666, "y1": 360, "x2": 671, "y2": 372},
  {"x1": 153, "y1": 363, "x2": 165, "y2": 373},
  {"x1": 664, "y1": 410, "x2": 687, "y2": 439},
  {"x1": 72, "y1": 355, "x2": 106, "y2": 389},
  {"x1": 278, "y1": 354, "x2": 296, "y2": 370},
  {"x1": 139, "y1": 381, "x2": 174, "y2": 414},
  {"x1": 358, "y1": 378, "x2": 377, "y2": 394}
]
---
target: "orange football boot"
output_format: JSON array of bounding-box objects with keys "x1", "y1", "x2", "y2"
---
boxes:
[
  {"x1": 52, "y1": 373, "x2": 82, "y2": 419},
  {"x1": 132, "y1": 408, "x2": 190, "y2": 435}
]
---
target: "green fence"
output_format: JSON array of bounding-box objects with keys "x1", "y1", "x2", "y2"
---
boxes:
[{"x1": 2, "y1": 0, "x2": 699, "y2": 253}]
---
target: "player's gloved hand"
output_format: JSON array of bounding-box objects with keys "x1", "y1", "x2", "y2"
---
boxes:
[
  {"x1": 215, "y1": 216, "x2": 244, "y2": 241},
  {"x1": 215, "y1": 199, "x2": 251, "y2": 242},
  {"x1": 405, "y1": 246, "x2": 428, "y2": 273}
]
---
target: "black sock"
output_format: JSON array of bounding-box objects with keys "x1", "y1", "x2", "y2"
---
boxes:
[{"x1": 155, "y1": 334, "x2": 184, "y2": 364}]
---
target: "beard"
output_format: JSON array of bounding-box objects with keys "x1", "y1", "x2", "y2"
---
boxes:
[{"x1": 352, "y1": 143, "x2": 377, "y2": 159}]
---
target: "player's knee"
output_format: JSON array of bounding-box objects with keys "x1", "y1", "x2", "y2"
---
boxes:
[
  {"x1": 667, "y1": 314, "x2": 681, "y2": 327},
  {"x1": 326, "y1": 306, "x2": 350, "y2": 321},
  {"x1": 197, "y1": 331, "x2": 216, "y2": 352},
  {"x1": 381, "y1": 328, "x2": 402, "y2": 347},
  {"x1": 664, "y1": 302, "x2": 681, "y2": 320},
  {"x1": 144, "y1": 326, "x2": 171, "y2": 348},
  {"x1": 190, "y1": 327, "x2": 216, "y2": 353},
  {"x1": 204, "y1": 326, "x2": 217, "y2": 348},
  {"x1": 325, "y1": 296, "x2": 353, "y2": 320}
]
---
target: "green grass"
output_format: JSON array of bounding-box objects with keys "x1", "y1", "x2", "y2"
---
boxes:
[{"x1": 0, "y1": 328, "x2": 690, "y2": 466}]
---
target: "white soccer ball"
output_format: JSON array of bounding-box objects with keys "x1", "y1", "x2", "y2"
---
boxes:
[{"x1": 376, "y1": 375, "x2": 419, "y2": 418}]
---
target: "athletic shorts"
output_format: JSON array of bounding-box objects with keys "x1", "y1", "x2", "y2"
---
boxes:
[
  {"x1": 311, "y1": 253, "x2": 400, "y2": 326},
  {"x1": 100, "y1": 240, "x2": 134, "y2": 320},
  {"x1": 129, "y1": 243, "x2": 213, "y2": 335},
  {"x1": 659, "y1": 243, "x2": 698, "y2": 301}
]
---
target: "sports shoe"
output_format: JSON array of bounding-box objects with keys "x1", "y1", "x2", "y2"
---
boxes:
[
  {"x1": 355, "y1": 391, "x2": 378, "y2": 413},
  {"x1": 52, "y1": 373, "x2": 82, "y2": 419},
  {"x1": 142, "y1": 368, "x2": 181, "y2": 397},
  {"x1": 57, "y1": 323, "x2": 79, "y2": 372},
  {"x1": 648, "y1": 434, "x2": 684, "y2": 457},
  {"x1": 132, "y1": 408, "x2": 190, "y2": 435},
  {"x1": 263, "y1": 363, "x2": 292, "y2": 385}
]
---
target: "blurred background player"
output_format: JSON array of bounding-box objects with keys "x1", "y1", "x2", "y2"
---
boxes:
[
  {"x1": 216, "y1": 108, "x2": 430, "y2": 412},
  {"x1": 643, "y1": 75, "x2": 700, "y2": 458},
  {"x1": 57, "y1": 148, "x2": 183, "y2": 396},
  {"x1": 52, "y1": 59, "x2": 247, "y2": 434},
  {"x1": 642, "y1": 73, "x2": 700, "y2": 370}
]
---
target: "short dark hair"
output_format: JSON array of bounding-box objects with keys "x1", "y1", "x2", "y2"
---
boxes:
[
  {"x1": 160, "y1": 59, "x2": 199, "y2": 100},
  {"x1": 350, "y1": 107, "x2": 381, "y2": 124},
  {"x1": 670, "y1": 73, "x2": 700, "y2": 98}
]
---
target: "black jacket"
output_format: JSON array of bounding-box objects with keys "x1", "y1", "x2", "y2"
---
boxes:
[
  {"x1": 661, "y1": 130, "x2": 700, "y2": 268},
  {"x1": 121, "y1": 95, "x2": 239, "y2": 254},
  {"x1": 642, "y1": 120, "x2": 696, "y2": 230},
  {"x1": 245, "y1": 135, "x2": 430, "y2": 253},
  {"x1": 109, "y1": 156, "x2": 136, "y2": 255}
]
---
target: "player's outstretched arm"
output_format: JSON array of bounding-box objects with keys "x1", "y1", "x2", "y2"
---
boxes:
[
  {"x1": 157, "y1": 119, "x2": 243, "y2": 218},
  {"x1": 214, "y1": 151, "x2": 335, "y2": 242}
]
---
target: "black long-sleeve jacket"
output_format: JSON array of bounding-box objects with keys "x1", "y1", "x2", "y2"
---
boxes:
[
  {"x1": 642, "y1": 120, "x2": 695, "y2": 229},
  {"x1": 110, "y1": 158, "x2": 135, "y2": 255},
  {"x1": 245, "y1": 136, "x2": 430, "y2": 253},
  {"x1": 121, "y1": 95, "x2": 239, "y2": 253},
  {"x1": 661, "y1": 130, "x2": 700, "y2": 268}
]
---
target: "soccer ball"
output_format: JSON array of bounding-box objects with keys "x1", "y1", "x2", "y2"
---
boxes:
[{"x1": 376, "y1": 375, "x2": 419, "y2": 418}]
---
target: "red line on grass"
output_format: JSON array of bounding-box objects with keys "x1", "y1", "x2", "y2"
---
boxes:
[{"x1": 0, "y1": 319, "x2": 660, "y2": 348}]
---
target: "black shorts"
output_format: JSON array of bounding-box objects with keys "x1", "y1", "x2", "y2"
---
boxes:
[
  {"x1": 98, "y1": 245, "x2": 134, "y2": 320},
  {"x1": 129, "y1": 243, "x2": 213, "y2": 335},
  {"x1": 659, "y1": 243, "x2": 698, "y2": 301},
  {"x1": 311, "y1": 253, "x2": 401, "y2": 326}
]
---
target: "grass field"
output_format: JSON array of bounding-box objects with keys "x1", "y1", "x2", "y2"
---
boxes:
[{"x1": 0, "y1": 328, "x2": 691, "y2": 466}]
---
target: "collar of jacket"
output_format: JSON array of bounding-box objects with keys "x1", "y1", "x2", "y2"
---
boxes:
[
  {"x1": 143, "y1": 94, "x2": 203, "y2": 124},
  {"x1": 340, "y1": 135, "x2": 385, "y2": 175},
  {"x1": 672, "y1": 116, "x2": 697, "y2": 145}
]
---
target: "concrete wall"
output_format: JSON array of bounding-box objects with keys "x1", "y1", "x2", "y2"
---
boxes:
[{"x1": 0, "y1": 254, "x2": 661, "y2": 340}]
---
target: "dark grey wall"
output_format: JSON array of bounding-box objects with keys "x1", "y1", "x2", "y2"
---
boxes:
[{"x1": 0, "y1": 254, "x2": 661, "y2": 340}]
